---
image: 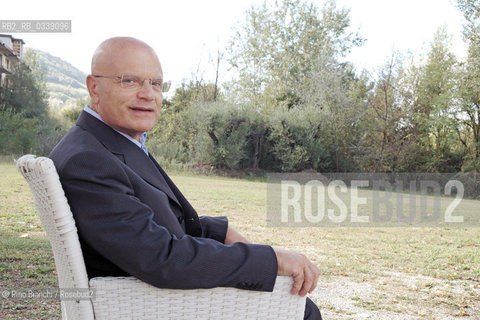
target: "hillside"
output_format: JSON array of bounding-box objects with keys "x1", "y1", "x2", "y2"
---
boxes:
[{"x1": 29, "y1": 48, "x2": 89, "y2": 110}]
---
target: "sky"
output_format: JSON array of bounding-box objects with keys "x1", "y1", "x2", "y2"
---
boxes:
[{"x1": 1, "y1": 0, "x2": 468, "y2": 89}]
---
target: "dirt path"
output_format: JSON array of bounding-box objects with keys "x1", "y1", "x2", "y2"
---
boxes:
[{"x1": 311, "y1": 272, "x2": 480, "y2": 319}]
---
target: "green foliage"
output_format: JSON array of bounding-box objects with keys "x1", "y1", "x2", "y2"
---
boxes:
[
  {"x1": 33, "y1": 117, "x2": 66, "y2": 156},
  {"x1": 0, "y1": 62, "x2": 49, "y2": 119},
  {"x1": 30, "y1": 0, "x2": 479, "y2": 174},
  {"x1": 354, "y1": 26, "x2": 468, "y2": 173},
  {"x1": 0, "y1": 53, "x2": 65, "y2": 156},
  {"x1": 61, "y1": 96, "x2": 89, "y2": 126},
  {"x1": 456, "y1": 0, "x2": 480, "y2": 41},
  {"x1": 151, "y1": 101, "x2": 255, "y2": 170},
  {"x1": 145, "y1": 2, "x2": 480, "y2": 174},
  {"x1": 148, "y1": 81, "x2": 225, "y2": 167},
  {"x1": 204, "y1": 104, "x2": 250, "y2": 168},
  {"x1": 298, "y1": 54, "x2": 368, "y2": 171},
  {"x1": 0, "y1": 107, "x2": 37, "y2": 154},
  {"x1": 417, "y1": 27, "x2": 460, "y2": 171},
  {"x1": 453, "y1": 0, "x2": 480, "y2": 172},
  {"x1": 268, "y1": 108, "x2": 312, "y2": 171},
  {"x1": 227, "y1": 0, "x2": 363, "y2": 109},
  {"x1": 168, "y1": 81, "x2": 221, "y2": 111},
  {"x1": 150, "y1": 99, "x2": 337, "y2": 172}
]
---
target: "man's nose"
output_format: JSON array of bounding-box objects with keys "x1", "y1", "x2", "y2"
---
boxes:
[{"x1": 137, "y1": 79, "x2": 156, "y2": 99}]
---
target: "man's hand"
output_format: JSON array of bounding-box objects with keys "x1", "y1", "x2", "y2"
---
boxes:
[
  {"x1": 224, "y1": 226, "x2": 250, "y2": 244},
  {"x1": 274, "y1": 248, "x2": 320, "y2": 297},
  {"x1": 224, "y1": 227, "x2": 319, "y2": 297}
]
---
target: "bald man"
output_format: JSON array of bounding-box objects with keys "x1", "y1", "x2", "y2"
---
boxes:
[{"x1": 50, "y1": 37, "x2": 321, "y2": 319}]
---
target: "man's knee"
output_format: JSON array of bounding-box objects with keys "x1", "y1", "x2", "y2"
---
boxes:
[{"x1": 304, "y1": 297, "x2": 322, "y2": 320}]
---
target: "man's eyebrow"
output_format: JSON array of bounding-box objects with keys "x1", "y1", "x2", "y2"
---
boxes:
[{"x1": 121, "y1": 73, "x2": 163, "y2": 78}]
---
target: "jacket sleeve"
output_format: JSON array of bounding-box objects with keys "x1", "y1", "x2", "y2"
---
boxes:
[
  {"x1": 56, "y1": 150, "x2": 278, "y2": 291},
  {"x1": 199, "y1": 216, "x2": 228, "y2": 243}
]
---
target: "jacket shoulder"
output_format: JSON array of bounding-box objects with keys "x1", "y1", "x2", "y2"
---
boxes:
[{"x1": 49, "y1": 125, "x2": 108, "y2": 171}]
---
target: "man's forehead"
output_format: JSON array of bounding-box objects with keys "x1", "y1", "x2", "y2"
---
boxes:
[
  {"x1": 114, "y1": 59, "x2": 163, "y2": 77},
  {"x1": 95, "y1": 59, "x2": 162, "y2": 78},
  {"x1": 92, "y1": 37, "x2": 162, "y2": 76}
]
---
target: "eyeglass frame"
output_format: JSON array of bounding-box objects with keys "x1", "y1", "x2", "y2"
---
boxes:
[{"x1": 92, "y1": 74, "x2": 169, "y2": 93}]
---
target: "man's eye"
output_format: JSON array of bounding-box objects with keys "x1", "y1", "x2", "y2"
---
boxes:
[
  {"x1": 122, "y1": 76, "x2": 140, "y2": 85},
  {"x1": 151, "y1": 80, "x2": 162, "y2": 87}
]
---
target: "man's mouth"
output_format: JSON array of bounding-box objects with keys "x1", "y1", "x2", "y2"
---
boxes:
[{"x1": 130, "y1": 106, "x2": 154, "y2": 112}]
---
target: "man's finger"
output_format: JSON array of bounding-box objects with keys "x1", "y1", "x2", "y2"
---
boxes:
[
  {"x1": 303, "y1": 263, "x2": 319, "y2": 294},
  {"x1": 309, "y1": 264, "x2": 320, "y2": 293},
  {"x1": 291, "y1": 272, "x2": 304, "y2": 295},
  {"x1": 299, "y1": 265, "x2": 315, "y2": 297}
]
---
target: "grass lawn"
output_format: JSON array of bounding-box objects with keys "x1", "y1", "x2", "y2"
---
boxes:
[{"x1": 1, "y1": 162, "x2": 479, "y2": 319}]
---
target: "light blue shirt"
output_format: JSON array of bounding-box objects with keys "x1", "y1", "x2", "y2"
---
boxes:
[{"x1": 83, "y1": 105, "x2": 149, "y2": 155}]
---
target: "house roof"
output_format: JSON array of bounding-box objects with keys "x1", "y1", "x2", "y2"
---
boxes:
[{"x1": 0, "y1": 34, "x2": 25, "y2": 44}]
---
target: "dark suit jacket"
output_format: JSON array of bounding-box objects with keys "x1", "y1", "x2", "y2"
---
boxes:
[{"x1": 49, "y1": 111, "x2": 277, "y2": 292}]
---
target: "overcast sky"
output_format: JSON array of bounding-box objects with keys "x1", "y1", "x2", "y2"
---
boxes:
[{"x1": 2, "y1": 0, "x2": 467, "y2": 88}]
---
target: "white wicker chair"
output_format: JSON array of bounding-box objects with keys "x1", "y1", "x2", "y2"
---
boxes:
[{"x1": 16, "y1": 155, "x2": 306, "y2": 320}]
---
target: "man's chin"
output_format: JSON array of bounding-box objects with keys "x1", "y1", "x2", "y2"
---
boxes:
[{"x1": 129, "y1": 117, "x2": 157, "y2": 131}]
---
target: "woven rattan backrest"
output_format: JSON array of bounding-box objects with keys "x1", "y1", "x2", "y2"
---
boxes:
[{"x1": 17, "y1": 155, "x2": 94, "y2": 320}]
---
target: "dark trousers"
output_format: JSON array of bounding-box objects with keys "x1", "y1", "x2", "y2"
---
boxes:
[{"x1": 304, "y1": 298, "x2": 322, "y2": 319}]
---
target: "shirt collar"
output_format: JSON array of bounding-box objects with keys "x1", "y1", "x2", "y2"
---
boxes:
[{"x1": 83, "y1": 105, "x2": 149, "y2": 155}]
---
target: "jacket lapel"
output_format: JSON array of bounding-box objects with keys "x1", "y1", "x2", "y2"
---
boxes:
[
  {"x1": 148, "y1": 154, "x2": 203, "y2": 237},
  {"x1": 76, "y1": 111, "x2": 181, "y2": 207}
]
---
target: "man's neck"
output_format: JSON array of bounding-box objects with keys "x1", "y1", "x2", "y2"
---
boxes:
[{"x1": 83, "y1": 105, "x2": 149, "y2": 155}]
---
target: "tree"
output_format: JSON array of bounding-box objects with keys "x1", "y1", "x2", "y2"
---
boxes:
[
  {"x1": 455, "y1": 0, "x2": 480, "y2": 171},
  {"x1": 0, "y1": 50, "x2": 64, "y2": 156},
  {"x1": 296, "y1": 52, "x2": 369, "y2": 171},
  {"x1": 456, "y1": 0, "x2": 480, "y2": 42},
  {"x1": 227, "y1": 0, "x2": 363, "y2": 109},
  {"x1": 415, "y1": 27, "x2": 461, "y2": 172},
  {"x1": 0, "y1": 106, "x2": 37, "y2": 154},
  {"x1": 356, "y1": 53, "x2": 407, "y2": 172},
  {"x1": 147, "y1": 80, "x2": 225, "y2": 166},
  {"x1": 62, "y1": 96, "x2": 90, "y2": 125},
  {"x1": 458, "y1": 50, "x2": 480, "y2": 171},
  {"x1": 227, "y1": 2, "x2": 271, "y2": 106},
  {"x1": 0, "y1": 60, "x2": 49, "y2": 119}
]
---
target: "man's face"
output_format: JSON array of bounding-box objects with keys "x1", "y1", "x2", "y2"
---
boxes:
[{"x1": 87, "y1": 41, "x2": 163, "y2": 141}]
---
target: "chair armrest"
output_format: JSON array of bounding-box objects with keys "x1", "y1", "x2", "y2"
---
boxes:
[{"x1": 89, "y1": 276, "x2": 305, "y2": 319}]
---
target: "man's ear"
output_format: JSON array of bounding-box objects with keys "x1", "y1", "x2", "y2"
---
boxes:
[{"x1": 86, "y1": 75, "x2": 100, "y2": 106}]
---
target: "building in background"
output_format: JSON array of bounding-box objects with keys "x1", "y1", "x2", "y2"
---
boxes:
[{"x1": 0, "y1": 34, "x2": 25, "y2": 87}]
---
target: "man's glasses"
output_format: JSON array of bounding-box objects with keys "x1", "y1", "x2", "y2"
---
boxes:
[{"x1": 93, "y1": 74, "x2": 170, "y2": 93}]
